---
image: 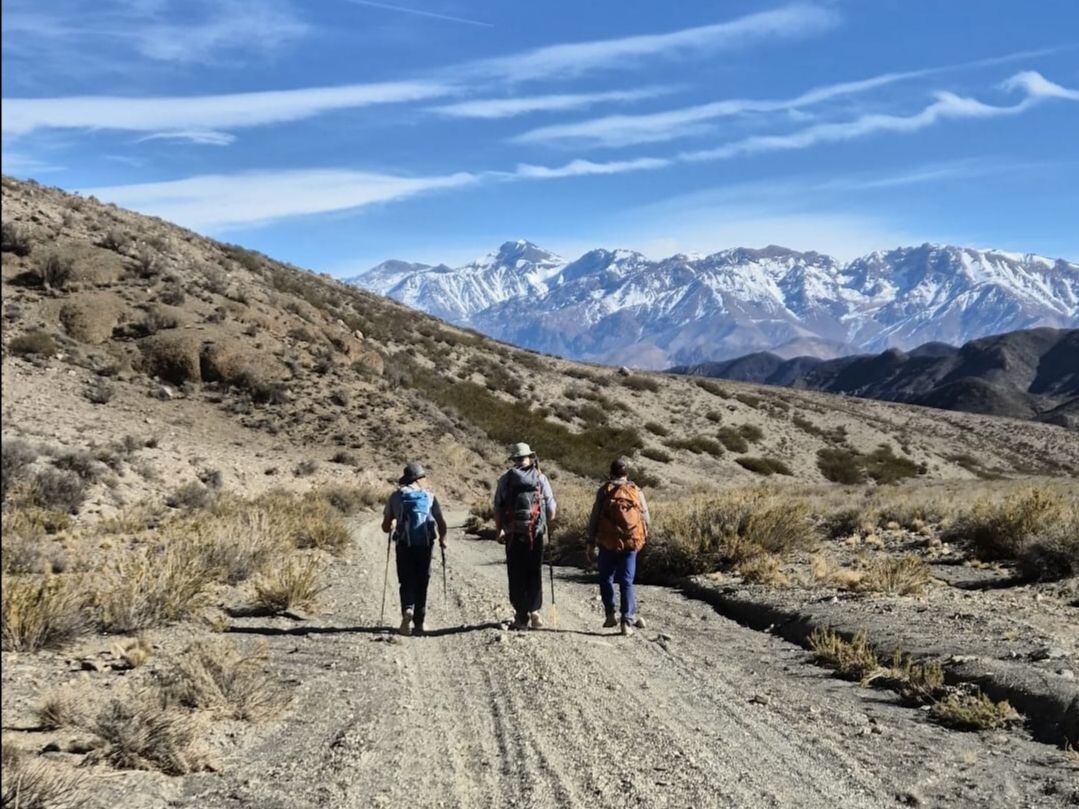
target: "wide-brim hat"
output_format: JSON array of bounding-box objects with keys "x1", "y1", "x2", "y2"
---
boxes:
[
  {"x1": 399, "y1": 462, "x2": 426, "y2": 485},
  {"x1": 507, "y1": 442, "x2": 534, "y2": 460}
]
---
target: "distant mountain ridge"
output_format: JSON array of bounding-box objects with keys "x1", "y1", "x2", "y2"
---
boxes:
[
  {"x1": 351, "y1": 241, "x2": 1079, "y2": 369},
  {"x1": 669, "y1": 327, "x2": 1079, "y2": 427}
]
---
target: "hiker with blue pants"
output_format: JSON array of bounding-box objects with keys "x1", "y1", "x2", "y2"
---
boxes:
[
  {"x1": 381, "y1": 462, "x2": 448, "y2": 636},
  {"x1": 494, "y1": 442, "x2": 557, "y2": 630},
  {"x1": 587, "y1": 458, "x2": 650, "y2": 636}
]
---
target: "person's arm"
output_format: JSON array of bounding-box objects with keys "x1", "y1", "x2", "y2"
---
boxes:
[
  {"x1": 541, "y1": 475, "x2": 557, "y2": 523},
  {"x1": 638, "y1": 486, "x2": 651, "y2": 536},
  {"x1": 431, "y1": 496, "x2": 448, "y2": 546},
  {"x1": 586, "y1": 487, "x2": 604, "y2": 545},
  {"x1": 492, "y1": 474, "x2": 506, "y2": 534},
  {"x1": 380, "y1": 492, "x2": 396, "y2": 535}
]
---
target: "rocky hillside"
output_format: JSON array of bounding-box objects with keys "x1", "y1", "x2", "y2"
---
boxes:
[
  {"x1": 671, "y1": 328, "x2": 1079, "y2": 428},
  {"x1": 3, "y1": 177, "x2": 1078, "y2": 526},
  {"x1": 355, "y1": 241, "x2": 1079, "y2": 369}
]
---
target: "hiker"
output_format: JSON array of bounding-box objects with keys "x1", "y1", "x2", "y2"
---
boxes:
[
  {"x1": 493, "y1": 442, "x2": 557, "y2": 630},
  {"x1": 381, "y1": 462, "x2": 448, "y2": 636},
  {"x1": 587, "y1": 458, "x2": 650, "y2": 635}
]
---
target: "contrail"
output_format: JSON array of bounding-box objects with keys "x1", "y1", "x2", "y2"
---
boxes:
[{"x1": 345, "y1": 0, "x2": 493, "y2": 28}]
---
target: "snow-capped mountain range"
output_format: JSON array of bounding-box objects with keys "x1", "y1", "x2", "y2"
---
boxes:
[{"x1": 350, "y1": 240, "x2": 1079, "y2": 369}]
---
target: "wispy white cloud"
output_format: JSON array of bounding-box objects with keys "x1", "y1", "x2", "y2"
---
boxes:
[
  {"x1": 431, "y1": 88, "x2": 669, "y2": 119},
  {"x1": 517, "y1": 72, "x2": 1078, "y2": 176},
  {"x1": 513, "y1": 49, "x2": 1064, "y2": 148},
  {"x1": 2, "y1": 0, "x2": 308, "y2": 67},
  {"x1": 136, "y1": 130, "x2": 237, "y2": 146},
  {"x1": 455, "y1": 3, "x2": 840, "y2": 82},
  {"x1": 2, "y1": 81, "x2": 454, "y2": 138},
  {"x1": 343, "y1": 0, "x2": 492, "y2": 28},
  {"x1": 83, "y1": 169, "x2": 478, "y2": 231}
]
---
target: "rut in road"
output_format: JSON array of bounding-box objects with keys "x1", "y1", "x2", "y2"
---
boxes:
[{"x1": 179, "y1": 510, "x2": 1072, "y2": 809}]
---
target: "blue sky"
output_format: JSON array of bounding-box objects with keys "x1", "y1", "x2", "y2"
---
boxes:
[{"x1": 3, "y1": 1, "x2": 1078, "y2": 273}]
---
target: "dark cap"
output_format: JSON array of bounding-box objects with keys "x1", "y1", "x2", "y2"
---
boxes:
[
  {"x1": 399, "y1": 462, "x2": 426, "y2": 485},
  {"x1": 610, "y1": 458, "x2": 629, "y2": 478}
]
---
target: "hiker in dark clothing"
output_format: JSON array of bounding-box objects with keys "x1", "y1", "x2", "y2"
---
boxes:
[
  {"x1": 493, "y1": 442, "x2": 557, "y2": 630},
  {"x1": 382, "y1": 462, "x2": 448, "y2": 636},
  {"x1": 587, "y1": 458, "x2": 650, "y2": 636}
]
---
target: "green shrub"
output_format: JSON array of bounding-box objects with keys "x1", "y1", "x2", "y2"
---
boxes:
[
  {"x1": 644, "y1": 422, "x2": 670, "y2": 437},
  {"x1": 735, "y1": 456, "x2": 793, "y2": 476},
  {"x1": 641, "y1": 447, "x2": 673, "y2": 463},
  {"x1": 621, "y1": 375, "x2": 661, "y2": 393},
  {"x1": 738, "y1": 424, "x2": 764, "y2": 443},
  {"x1": 666, "y1": 436, "x2": 724, "y2": 456},
  {"x1": 716, "y1": 427, "x2": 749, "y2": 453}
]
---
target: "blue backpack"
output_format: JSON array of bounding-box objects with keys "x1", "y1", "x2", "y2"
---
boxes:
[{"x1": 397, "y1": 489, "x2": 434, "y2": 546}]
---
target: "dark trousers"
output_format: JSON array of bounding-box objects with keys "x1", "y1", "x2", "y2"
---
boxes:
[
  {"x1": 396, "y1": 541, "x2": 433, "y2": 620},
  {"x1": 598, "y1": 548, "x2": 637, "y2": 619},
  {"x1": 506, "y1": 535, "x2": 544, "y2": 619}
]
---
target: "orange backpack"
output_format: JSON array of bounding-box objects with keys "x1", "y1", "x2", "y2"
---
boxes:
[{"x1": 596, "y1": 482, "x2": 646, "y2": 552}]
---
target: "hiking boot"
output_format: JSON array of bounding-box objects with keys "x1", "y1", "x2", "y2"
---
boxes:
[
  {"x1": 511, "y1": 614, "x2": 529, "y2": 630},
  {"x1": 528, "y1": 611, "x2": 544, "y2": 630},
  {"x1": 399, "y1": 608, "x2": 413, "y2": 636},
  {"x1": 620, "y1": 618, "x2": 635, "y2": 637},
  {"x1": 603, "y1": 610, "x2": 618, "y2": 628},
  {"x1": 415, "y1": 619, "x2": 428, "y2": 636},
  {"x1": 632, "y1": 615, "x2": 646, "y2": 629}
]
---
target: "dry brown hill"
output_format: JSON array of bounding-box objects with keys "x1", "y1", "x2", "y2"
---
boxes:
[{"x1": 3, "y1": 175, "x2": 1078, "y2": 522}]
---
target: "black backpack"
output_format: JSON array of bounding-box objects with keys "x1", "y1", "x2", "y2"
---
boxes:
[{"x1": 502, "y1": 466, "x2": 545, "y2": 545}]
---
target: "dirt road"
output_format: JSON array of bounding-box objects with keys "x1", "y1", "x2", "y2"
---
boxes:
[{"x1": 177, "y1": 511, "x2": 1075, "y2": 808}]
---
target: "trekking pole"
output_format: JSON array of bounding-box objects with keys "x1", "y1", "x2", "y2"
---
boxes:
[
  {"x1": 548, "y1": 560, "x2": 558, "y2": 628},
  {"x1": 379, "y1": 532, "x2": 391, "y2": 629},
  {"x1": 441, "y1": 543, "x2": 447, "y2": 606}
]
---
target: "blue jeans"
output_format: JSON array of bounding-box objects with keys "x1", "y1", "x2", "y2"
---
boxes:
[{"x1": 597, "y1": 548, "x2": 637, "y2": 619}]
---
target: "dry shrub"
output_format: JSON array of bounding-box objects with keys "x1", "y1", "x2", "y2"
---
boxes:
[
  {"x1": 8, "y1": 330, "x2": 60, "y2": 358},
  {"x1": 34, "y1": 251, "x2": 75, "y2": 289},
  {"x1": 87, "y1": 692, "x2": 207, "y2": 774},
  {"x1": 929, "y1": 690, "x2": 1020, "y2": 731},
  {"x1": 33, "y1": 689, "x2": 84, "y2": 730},
  {"x1": 735, "y1": 456, "x2": 793, "y2": 476},
  {"x1": 810, "y1": 555, "x2": 866, "y2": 590},
  {"x1": 1, "y1": 519, "x2": 67, "y2": 575},
  {"x1": 809, "y1": 628, "x2": 879, "y2": 682},
  {"x1": 199, "y1": 343, "x2": 286, "y2": 401},
  {"x1": 138, "y1": 332, "x2": 202, "y2": 384},
  {"x1": 943, "y1": 487, "x2": 1078, "y2": 579},
  {"x1": 1, "y1": 575, "x2": 88, "y2": 651},
  {"x1": 186, "y1": 502, "x2": 291, "y2": 584},
  {"x1": 316, "y1": 482, "x2": 383, "y2": 515},
  {"x1": 1, "y1": 743, "x2": 84, "y2": 809},
  {"x1": 1, "y1": 221, "x2": 33, "y2": 256},
  {"x1": 716, "y1": 427, "x2": 749, "y2": 453},
  {"x1": 161, "y1": 640, "x2": 289, "y2": 721},
  {"x1": 859, "y1": 555, "x2": 932, "y2": 595},
  {"x1": 93, "y1": 541, "x2": 212, "y2": 632},
  {"x1": 59, "y1": 295, "x2": 123, "y2": 344},
  {"x1": 166, "y1": 480, "x2": 216, "y2": 511},
  {"x1": 736, "y1": 552, "x2": 789, "y2": 586},
  {"x1": 253, "y1": 555, "x2": 327, "y2": 614},
  {"x1": 2, "y1": 438, "x2": 38, "y2": 499}
]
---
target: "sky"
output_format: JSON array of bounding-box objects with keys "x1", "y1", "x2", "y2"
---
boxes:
[{"x1": 3, "y1": 1, "x2": 1078, "y2": 275}]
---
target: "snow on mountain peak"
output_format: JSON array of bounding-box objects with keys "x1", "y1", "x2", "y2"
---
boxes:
[{"x1": 350, "y1": 241, "x2": 1078, "y2": 368}]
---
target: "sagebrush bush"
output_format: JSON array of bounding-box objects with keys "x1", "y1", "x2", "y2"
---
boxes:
[
  {"x1": 939, "y1": 486, "x2": 1079, "y2": 580},
  {"x1": 1, "y1": 221, "x2": 33, "y2": 256},
  {"x1": 2, "y1": 575, "x2": 88, "y2": 651},
  {"x1": 735, "y1": 456, "x2": 793, "y2": 476},
  {"x1": 2, "y1": 438, "x2": 37, "y2": 499},
  {"x1": 929, "y1": 690, "x2": 1019, "y2": 731},
  {"x1": 34, "y1": 252, "x2": 75, "y2": 289},
  {"x1": 859, "y1": 555, "x2": 932, "y2": 595},
  {"x1": 716, "y1": 427, "x2": 748, "y2": 453},
  {"x1": 8, "y1": 330, "x2": 60, "y2": 358}
]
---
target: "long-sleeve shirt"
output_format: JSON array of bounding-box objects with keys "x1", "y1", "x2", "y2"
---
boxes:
[
  {"x1": 587, "y1": 477, "x2": 650, "y2": 543},
  {"x1": 381, "y1": 483, "x2": 448, "y2": 540},
  {"x1": 493, "y1": 465, "x2": 557, "y2": 532}
]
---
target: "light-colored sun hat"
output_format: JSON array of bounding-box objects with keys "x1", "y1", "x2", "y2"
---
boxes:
[{"x1": 507, "y1": 442, "x2": 534, "y2": 459}]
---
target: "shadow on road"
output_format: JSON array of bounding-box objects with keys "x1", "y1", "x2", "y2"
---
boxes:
[{"x1": 227, "y1": 621, "x2": 506, "y2": 638}]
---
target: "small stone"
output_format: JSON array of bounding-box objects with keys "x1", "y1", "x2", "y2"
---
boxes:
[{"x1": 80, "y1": 658, "x2": 107, "y2": 672}]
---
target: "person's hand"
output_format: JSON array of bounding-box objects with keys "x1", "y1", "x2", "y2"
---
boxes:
[
  {"x1": 496, "y1": 529, "x2": 506, "y2": 545},
  {"x1": 587, "y1": 544, "x2": 599, "y2": 563},
  {"x1": 439, "y1": 538, "x2": 447, "y2": 550}
]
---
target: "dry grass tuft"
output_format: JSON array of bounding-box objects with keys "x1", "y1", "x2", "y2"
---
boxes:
[
  {"x1": 161, "y1": 639, "x2": 289, "y2": 721},
  {"x1": 33, "y1": 689, "x2": 85, "y2": 730},
  {"x1": 1, "y1": 742, "x2": 84, "y2": 809},
  {"x1": 87, "y1": 692, "x2": 207, "y2": 774},
  {"x1": 112, "y1": 635, "x2": 154, "y2": 669},
  {"x1": 809, "y1": 628, "x2": 879, "y2": 682},
  {"x1": 929, "y1": 690, "x2": 1020, "y2": 731},
  {"x1": 2, "y1": 575, "x2": 88, "y2": 651},
  {"x1": 859, "y1": 555, "x2": 932, "y2": 596},
  {"x1": 92, "y1": 541, "x2": 212, "y2": 632},
  {"x1": 253, "y1": 555, "x2": 327, "y2": 614}
]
